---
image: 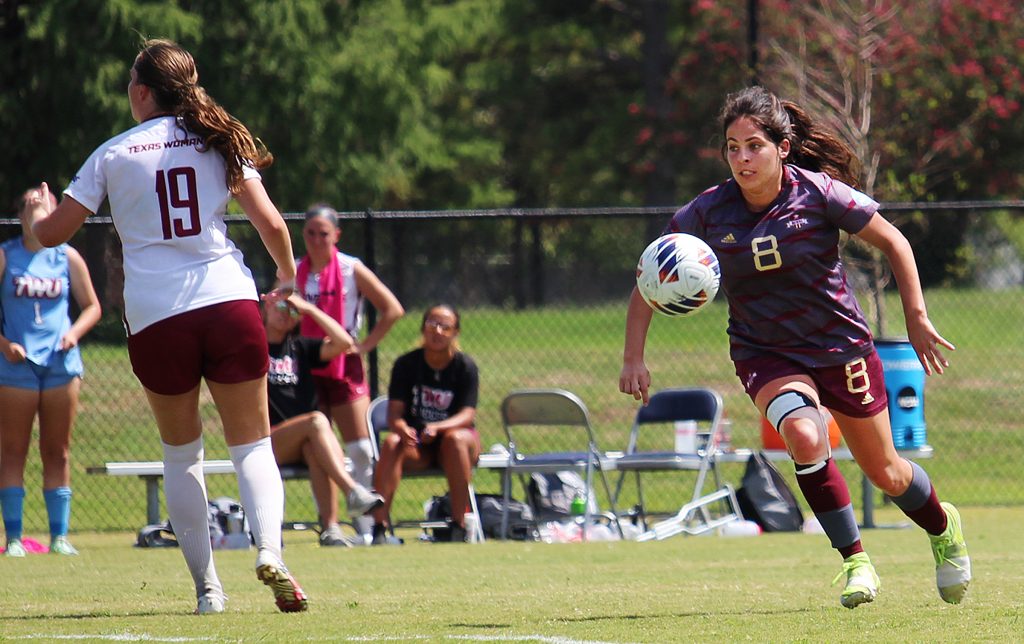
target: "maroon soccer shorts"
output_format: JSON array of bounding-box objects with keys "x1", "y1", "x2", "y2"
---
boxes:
[
  {"x1": 128, "y1": 299, "x2": 269, "y2": 396},
  {"x1": 734, "y1": 348, "x2": 889, "y2": 418},
  {"x1": 312, "y1": 353, "x2": 370, "y2": 407}
]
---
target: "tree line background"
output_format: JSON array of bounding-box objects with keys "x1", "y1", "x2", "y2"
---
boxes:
[{"x1": 2, "y1": 0, "x2": 1022, "y2": 313}]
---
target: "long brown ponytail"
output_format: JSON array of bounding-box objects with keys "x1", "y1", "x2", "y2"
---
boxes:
[
  {"x1": 133, "y1": 39, "x2": 272, "y2": 193},
  {"x1": 719, "y1": 86, "x2": 862, "y2": 189}
]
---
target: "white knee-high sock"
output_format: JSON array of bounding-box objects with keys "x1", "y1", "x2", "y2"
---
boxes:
[
  {"x1": 163, "y1": 437, "x2": 222, "y2": 599},
  {"x1": 346, "y1": 438, "x2": 375, "y2": 536},
  {"x1": 229, "y1": 437, "x2": 283, "y2": 561},
  {"x1": 345, "y1": 438, "x2": 374, "y2": 488}
]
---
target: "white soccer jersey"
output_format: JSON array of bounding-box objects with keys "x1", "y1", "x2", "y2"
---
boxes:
[{"x1": 65, "y1": 116, "x2": 260, "y2": 333}]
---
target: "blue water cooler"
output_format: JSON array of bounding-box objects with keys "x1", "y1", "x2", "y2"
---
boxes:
[{"x1": 875, "y1": 338, "x2": 927, "y2": 448}]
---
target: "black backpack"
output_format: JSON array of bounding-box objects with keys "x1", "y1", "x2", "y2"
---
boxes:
[
  {"x1": 526, "y1": 471, "x2": 594, "y2": 522},
  {"x1": 735, "y1": 452, "x2": 805, "y2": 532},
  {"x1": 425, "y1": 492, "x2": 537, "y2": 541}
]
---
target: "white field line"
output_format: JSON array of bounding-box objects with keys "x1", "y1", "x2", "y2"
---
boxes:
[
  {"x1": 13, "y1": 634, "x2": 634, "y2": 644},
  {"x1": 346, "y1": 636, "x2": 636, "y2": 644},
  {"x1": 7, "y1": 637, "x2": 217, "y2": 642}
]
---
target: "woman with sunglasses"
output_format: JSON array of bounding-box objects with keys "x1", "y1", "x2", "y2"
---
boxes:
[
  {"x1": 263, "y1": 292, "x2": 383, "y2": 546},
  {"x1": 297, "y1": 204, "x2": 404, "y2": 543},
  {"x1": 370, "y1": 304, "x2": 479, "y2": 544}
]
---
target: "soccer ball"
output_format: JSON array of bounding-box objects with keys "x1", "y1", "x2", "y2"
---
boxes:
[{"x1": 635, "y1": 233, "x2": 720, "y2": 317}]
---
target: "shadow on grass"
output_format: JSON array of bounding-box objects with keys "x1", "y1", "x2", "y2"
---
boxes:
[
  {"x1": 449, "y1": 622, "x2": 514, "y2": 628},
  {"x1": 554, "y1": 606, "x2": 821, "y2": 623},
  {"x1": 3, "y1": 609, "x2": 175, "y2": 620}
]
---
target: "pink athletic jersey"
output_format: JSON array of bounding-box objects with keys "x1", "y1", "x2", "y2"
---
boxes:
[
  {"x1": 65, "y1": 116, "x2": 260, "y2": 334},
  {"x1": 666, "y1": 165, "x2": 878, "y2": 368}
]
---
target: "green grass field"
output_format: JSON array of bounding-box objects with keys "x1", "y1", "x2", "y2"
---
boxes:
[
  {"x1": 4, "y1": 287, "x2": 1022, "y2": 641},
  {"x1": 2, "y1": 505, "x2": 1022, "y2": 642},
  {"x1": 37, "y1": 287, "x2": 1021, "y2": 533}
]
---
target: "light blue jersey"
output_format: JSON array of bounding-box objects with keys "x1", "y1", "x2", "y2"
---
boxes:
[{"x1": 0, "y1": 237, "x2": 83, "y2": 387}]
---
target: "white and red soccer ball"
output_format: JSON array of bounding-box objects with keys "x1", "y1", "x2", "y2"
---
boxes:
[{"x1": 636, "y1": 233, "x2": 720, "y2": 317}]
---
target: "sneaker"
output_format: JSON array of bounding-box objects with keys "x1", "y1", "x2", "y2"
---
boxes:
[
  {"x1": 255, "y1": 550, "x2": 308, "y2": 613},
  {"x1": 371, "y1": 523, "x2": 387, "y2": 546},
  {"x1": 833, "y1": 552, "x2": 880, "y2": 609},
  {"x1": 930, "y1": 502, "x2": 971, "y2": 604},
  {"x1": 195, "y1": 593, "x2": 226, "y2": 615},
  {"x1": 4, "y1": 538, "x2": 27, "y2": 558},
  {"x1": 346, "y1": 486, "x2": 384, "y2": 517},
  {"x1": 318, "y1": 524, "x2": 350, "y2": 548},
  {"x1": 370, "y1": 524, "x2": 403, "y2": 546},
  {"x1": 49, "y1": 536, "x2": 79, "y2": 556}
]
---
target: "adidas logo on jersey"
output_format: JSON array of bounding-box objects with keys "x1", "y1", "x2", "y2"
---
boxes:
[
  {"x1": 720, "y1": 233, "x2": 736, "y2": 243},
  {"x1": 861, "y1": 392, "x2": 875, "y2": 405}
]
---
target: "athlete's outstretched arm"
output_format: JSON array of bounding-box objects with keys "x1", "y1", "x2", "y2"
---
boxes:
[
  {"x1": 32, "y1": 183, "x2": 92, "y2": 248},
  {"x1": 855, "y1": 212, "x2": 954, "y2": 375},
  {"x1": 235, "y1": 178, "x2": 296, "y2": 288},
  {"x1": 620, "y1": 287, "x2": 655, "y2": 404}
]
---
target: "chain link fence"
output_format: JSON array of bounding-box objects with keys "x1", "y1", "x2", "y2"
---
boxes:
[{"x1": 2, "y1": 205, "x2": 1021, "y2": 534}]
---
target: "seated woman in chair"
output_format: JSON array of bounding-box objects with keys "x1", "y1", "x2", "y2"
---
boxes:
[
  {"x1": 371, "y1": 304, "x2": 480, "y2": 544},
  {"x1": 263, "y1": 292, "x2": 383, "y2": 546}
]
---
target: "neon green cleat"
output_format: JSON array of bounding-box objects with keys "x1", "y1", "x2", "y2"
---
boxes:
[
  {"x1": 930, "y1": 502, "x2": 971, "y2": 604},
  {"x1": 833, "y1": 552, "x2": 880, "y2": 609},
  {"x1": 4, "y1": 538, "x2": 27, "y2": 557},
  {"x1": 49, "y1": 536, "x2": 79, "y2": 556}
]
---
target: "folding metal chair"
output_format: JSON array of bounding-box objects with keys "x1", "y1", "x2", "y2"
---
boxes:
[
  {"x1": 365, "y1": 395, "x2": 484, "y2": 542},
  {"x1": 611, "y1": 387, "x2": 742, "y2": 539},
  {"x1": 499, "y1": 388, "x2": 623, "y2": 541}
]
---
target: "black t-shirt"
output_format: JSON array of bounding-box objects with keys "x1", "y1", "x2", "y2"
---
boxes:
[
  {"x1": 267, "y1": 335, "x2": 327, "y2": 426},
  {"x1": 387, "y1": 348, "x2": 479, "y2": 431}
]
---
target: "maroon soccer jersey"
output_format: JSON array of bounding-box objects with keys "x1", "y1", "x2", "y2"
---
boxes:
[{"x1": 666, "y1": 165, "x2": 878, "y2": 368}]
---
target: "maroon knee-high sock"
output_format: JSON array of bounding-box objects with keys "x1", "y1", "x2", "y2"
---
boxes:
[{"x1": 795, "y1": 459, "x2": 863, "y2": 559}]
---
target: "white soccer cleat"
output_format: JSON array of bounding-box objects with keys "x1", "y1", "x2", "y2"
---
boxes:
[
  {"x1": 4, "y1": 538, "x2": 27, "y2": 558},
  {"x1": 195, "y1": 593, "x2": 227, "y2": 615}
]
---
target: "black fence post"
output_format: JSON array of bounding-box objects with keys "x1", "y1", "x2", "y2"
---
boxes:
[
  {"x1": 529, "y1": 218, "x2": 544, "y2": 306},
  {"x1": 513, "y1": 216, "x2": 525, "y2": 309},
  {"x1": 364, "y1": 207, "x2": 379, "y2": 399}
]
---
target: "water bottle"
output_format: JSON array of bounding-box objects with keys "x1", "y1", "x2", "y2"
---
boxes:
[
  {"x1": 463, "y1": 512, "x2": 480, "y2": 544},
  {"x1": 718, "y1": 519, "x2": 762, "y2": 537},
  {"x1": 674, "y1": 420, "x2": 697, "y2": 453},
  {"x1": 715, "y1": 417, "x2": 732, "y2": 451},
  {"x1": 570, "y1": 494, "x2": 587, "y2": 518},
  {"x1": 227, "y1": 505, "x2": 244, "y2": 535}
]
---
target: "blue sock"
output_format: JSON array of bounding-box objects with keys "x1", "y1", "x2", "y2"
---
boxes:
[
  {"x1": 1, "y1": 487, "x2": 26, "y2": 541},
  {"x1": 44, "y1": 487, "x2": 73, "y2": 538}
]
